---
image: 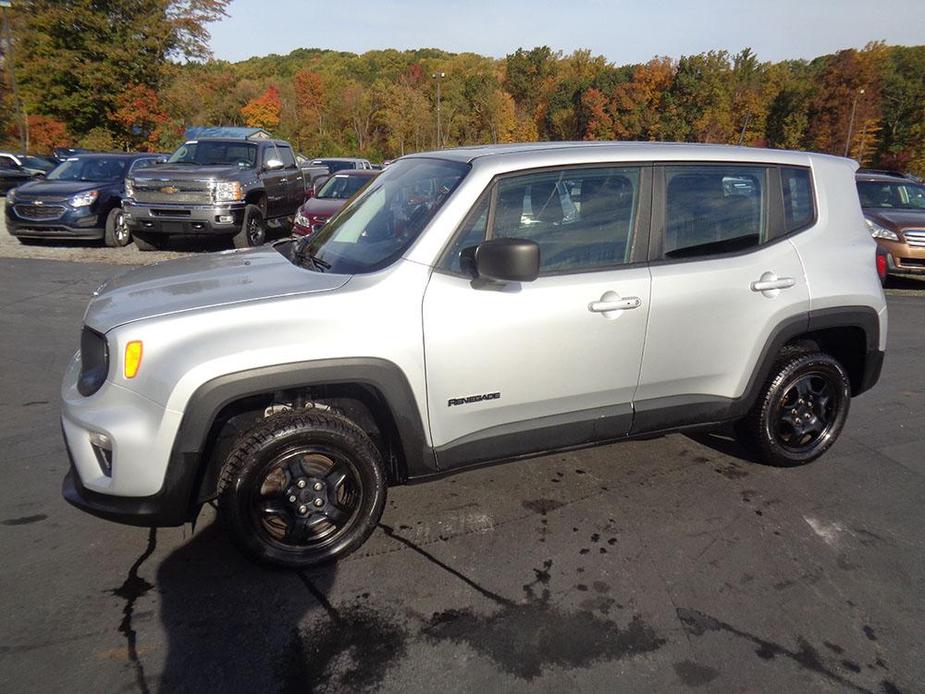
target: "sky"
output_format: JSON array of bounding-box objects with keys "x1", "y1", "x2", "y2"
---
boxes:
[{"x1": 208, "y1": 0, "x2": 925, "y2": 65}]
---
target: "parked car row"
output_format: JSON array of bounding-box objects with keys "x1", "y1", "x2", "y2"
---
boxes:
[{"x1": 2, "y1": 137, "x2": 380, "y2": 250}]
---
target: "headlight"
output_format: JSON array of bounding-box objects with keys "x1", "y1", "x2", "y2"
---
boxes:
[
  {"x1": 125, "y1": 179, "x2": 135, "y2": 199},
  {"x1": 77, "y1": 327, "x2": 109, "y2": 396},
  {"x1": 69, "y1": 190, "x2": 99, "y2": 208},
  {"x1": 294, "y1": 210, "x2": 310, "y2": 226},
  {"x1": 865, "y1": 218, "x2": 899, "y2": 241},
  {"x1": 213, "y1": 181, "x2": 243, "y2": 203},
  {"x1": 6, "y1": 188, "x2": 15, "y2": 203}
]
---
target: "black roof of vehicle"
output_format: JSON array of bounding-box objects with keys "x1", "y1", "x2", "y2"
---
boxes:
[
  {"x1": 61, "y1": 152, "x2": 166, "y2": 160},
  {"x1": 326, "y1": 169, "x2": 378, "y2": 177},
  {"x1": 183, "y1": 137, "x2": 290, "y2": 147},
  {"x1": 856, "y1": 171, "x2": 921, "y2": 183}
]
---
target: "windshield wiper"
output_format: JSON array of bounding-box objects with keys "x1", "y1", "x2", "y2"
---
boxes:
[{"x1": 291, "y1": 237, "x2": 330, "y2": 272}]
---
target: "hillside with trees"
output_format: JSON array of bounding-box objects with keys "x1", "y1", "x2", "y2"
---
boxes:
[{"x1": 1, "y1": 3, "x2": 923, "y2": 174}]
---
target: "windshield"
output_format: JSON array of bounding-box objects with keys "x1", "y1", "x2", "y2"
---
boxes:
[
  {"x1": 46, "y1": 157, "x2": 127, "y2": 182},
  {"x1": 857, "y1": 180, "x2": 925, "y2": 210},
  {"x1": 20, "y1": 156, "x2": 55, "y2": 171},
  {"x1": 168, "y1": 141, "x2": 258, "y2": 168},
  {"x1": 317, "y1": 174, "x2": 374, "y2": 200},
  {"x1": 300, "y1": 158, "x2": 469, "y2": 274}
]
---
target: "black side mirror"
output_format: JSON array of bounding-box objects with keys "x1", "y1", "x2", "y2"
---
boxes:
[{"x1": 474, "y1": 238, "x2": 540, "y2": 283}]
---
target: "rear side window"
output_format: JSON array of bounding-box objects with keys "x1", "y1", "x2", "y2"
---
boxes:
[
  {"x1": 781, "y1": 167, "x2": 814, "y2": 232},
  {"x1": 663, "y1": 165, "x2": 766, "y2": 259}
]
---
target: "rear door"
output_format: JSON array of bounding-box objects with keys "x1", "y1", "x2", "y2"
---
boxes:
[
  {"x1": 632, "y1": 163, "x2": 810, "y2": 430},
  {"x1": 275, "y1": 144, "x2": 304, "y2": 211},
  {"x1": 423, "y1": 164, "x2": 653, "y2": 469},
  {"x1": 261, "y1": 144, "x2": 288, "y2": 218}
]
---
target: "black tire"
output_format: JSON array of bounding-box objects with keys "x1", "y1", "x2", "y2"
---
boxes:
[
  {"x1": 737, "y1": 351, "x2": 851, "y2": 467},
  {"x1": 133, "y1": 231, "x2": 167, "y2": 251},
  {"x1": 233, "y1": 204, "x2": 267, "y2": 248},
  {"x1": 218, "y1": 409, "x2": 387, "y2": 568},
  {"x1": 103, "y1": 207, "x2": 131, "y2": 247}
]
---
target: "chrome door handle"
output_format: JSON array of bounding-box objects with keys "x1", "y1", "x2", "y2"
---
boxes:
[
  {"x1": 279, "y1": 178, "x2": 288, "y2": 183},
  {"x1": 750, "y1": 274, "x2": 795, "y2": 292},
  {"x1": 589, "y1": 296, "x2": 642, "y2": 313}
]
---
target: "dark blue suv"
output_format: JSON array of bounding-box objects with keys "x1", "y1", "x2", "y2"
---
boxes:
[{"x1": 5, "y1": 152, "x2": 164, "y2": 247}]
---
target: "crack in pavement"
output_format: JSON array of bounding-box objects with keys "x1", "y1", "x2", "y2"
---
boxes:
[{"x1": 109, "y1": 528, "x2": 157, "y2": 694}]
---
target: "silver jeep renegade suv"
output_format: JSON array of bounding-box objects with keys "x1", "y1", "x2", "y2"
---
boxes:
[{"x1": 61, "y1": 143, "x2": 887, "y2": 568}]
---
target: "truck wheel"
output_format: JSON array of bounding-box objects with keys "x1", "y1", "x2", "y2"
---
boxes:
[
  {"x1": 133, "y1": 231, "x2": 167, "y2": 251},
  {"x1": 103, "y1": 208, "x2": 131, "y2": 247},
  {"x1": 218, "y1": 409, "x2": 387, "y2": 568},
  {"x1": 234, "y1": 204, "x2": 266, "y2": 248},
  {"x1": 737, "y1": 351, "x2": 851, "y2": 467}
]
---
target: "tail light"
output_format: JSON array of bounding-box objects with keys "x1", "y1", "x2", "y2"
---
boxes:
[{"x1": 876, "y1": 252, "x2": 887, "y2": 281}]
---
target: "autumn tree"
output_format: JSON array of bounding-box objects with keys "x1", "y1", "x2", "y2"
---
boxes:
[
  {"x1": 27, "y1": 115, "x2": 69, "y2": 152},
  {"x1": 240, "y1": 85, "x2": 282, "y2": 130},
  {"x1": 112, "y1": 85, "x2": 170, "y2": 150},
  {"x1": 9, "y1": 0, "x2": 229, "y2": 146}
]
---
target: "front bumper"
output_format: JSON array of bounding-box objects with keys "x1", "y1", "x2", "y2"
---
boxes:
[
  {"x1": 124, "y1": 200, "x2": 245, "y2": 235},
  {"x1": 5, "y1": 203, "x2": 104, "y2": 239},
  {"x1": 60, "y1": 352, "x2": 198, "y2": 527},
  {"x1": 877, "y1": 239, "x2": 925, "y2": 275}
]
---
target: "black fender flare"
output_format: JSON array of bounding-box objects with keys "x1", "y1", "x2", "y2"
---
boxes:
[{"x1": 172, "y1": 358, "x2": 435, "y2": 510}]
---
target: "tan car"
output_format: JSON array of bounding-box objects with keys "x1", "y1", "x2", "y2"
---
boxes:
[{"x1": 856, "y1": 172, "x2": 925, "y2": 276}]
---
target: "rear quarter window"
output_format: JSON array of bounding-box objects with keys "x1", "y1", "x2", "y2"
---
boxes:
[{"x1": 781, "y1": 167, "x2": 815, "y2": 232}]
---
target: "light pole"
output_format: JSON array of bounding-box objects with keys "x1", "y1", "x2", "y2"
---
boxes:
[
  {"x1": 844, "y1": 88, "x2": 865, "y2": 158},
  {"x1": 432, "y1": 71, "x2": 445, "y2": 149},
  {"x1": 0, "y1": 0, "x2": 26, "y2": 152}
]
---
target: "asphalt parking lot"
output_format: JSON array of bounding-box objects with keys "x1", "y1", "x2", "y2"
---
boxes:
[{"x1": 1, "y1": 222, "x2": 924, "y2": 693}]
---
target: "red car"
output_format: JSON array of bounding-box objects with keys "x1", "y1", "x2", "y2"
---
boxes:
[{"x1": 292, "y1": 169, "x2": 378, "y2": 236}]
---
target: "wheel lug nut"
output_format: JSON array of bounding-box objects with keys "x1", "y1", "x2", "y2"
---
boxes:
[
  {"x1": 288, "y1": 495, "x2": 297, "y2": 503},
  {"x1": 313, "y1": 498, "x2": 324, "y2": 507},
  {"x1": 298, "y1": 505, "x2": 308, "y2": 515},
  {"x1": 313, "y1": 482, "x2": 324, "y2": 491},
  {"x1": 297, "y1": 479, "x2": 307, "y2": 489}
]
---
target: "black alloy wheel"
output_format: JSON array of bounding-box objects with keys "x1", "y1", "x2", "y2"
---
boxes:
[
  {"x1": 738, "y1": 351, "x2": 851, "y2": 467},
  {"x1": 219, "y1": 409, "x2": 386, "y2": 567},
  {"x1": 252, "y1": 447, "x2": 360, "y2": 549}
]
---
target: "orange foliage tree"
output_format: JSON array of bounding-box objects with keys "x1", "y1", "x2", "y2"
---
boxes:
[
  {"x1": 27, "y1": 115, "x2": 70, "y2": 152},
  {"x1": 240, "y1": 85, "x2": 282, "y2": 130}
]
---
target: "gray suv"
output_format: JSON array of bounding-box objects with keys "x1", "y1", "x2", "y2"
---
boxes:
[{"x1": 61, "y1": 143, "x2": 887, "y2": 568}]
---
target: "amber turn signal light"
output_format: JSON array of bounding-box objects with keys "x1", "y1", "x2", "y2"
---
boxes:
[{"x1": 124, "y1": 341, "x2": 143, "y2": 379}]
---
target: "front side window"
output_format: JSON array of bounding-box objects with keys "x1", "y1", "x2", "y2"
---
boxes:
[
  {"x1": 301, "y1": 158, "x2": 469, "y2": 274},
  {"x1": 664, "y1": 165, "x2": 766, "y2": 259},
  {"x1": 440, "y1": 166, "x2": 641, "y2": 275},
  {"x1": 277, "y1": 146, "x2": 297, "y2": 169},
  {"x1": 857, "y1": 180, "x2": 925, "y2": 210}
]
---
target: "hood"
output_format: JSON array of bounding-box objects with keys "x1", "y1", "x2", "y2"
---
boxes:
[
  {"x1": 300, "y1": 197, "x2": 347, "y2": 217},
  {"x1": 13, "y1": 179, "x2": 109, "y2": 199},
  {"x1": 865, "y1": 209, "x2": 925, "y2": 231},
  {"x1": 135, "y1": 164, "x2": 249, "y2": 181},
  {"x1": 85, "y1": 245, "x2": 350, "y2": 332}
]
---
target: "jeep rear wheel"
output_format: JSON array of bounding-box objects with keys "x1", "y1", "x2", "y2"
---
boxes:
[
  {"x1": 218, "y1": 409, "x2": 386, "y2": 568},
  {"x1": 738, "y1": 351, "x2": 851, "y2": 466}
]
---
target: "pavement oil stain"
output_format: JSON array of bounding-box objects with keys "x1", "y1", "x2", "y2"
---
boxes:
[
  {"x1": 676, "y1": 607, "x2": 872, "y2": 693},
  {"x1": 715, "y1": 464, "x2": 749, "y2": 480},
  {"x1": 2, "y1": 514, "x2": 47, "y2": 526},
  {"x1": 290, "y1": 573, "x2": 409, "y2": 694},
  {"x1": 522, "y1": 499, "x2": 567, "y2": 515},
  {"x1": 107, "y1": 528, "x2": 157, "y2": 694},
  {"x1": 674, "y1": 659, "x2": 719, "y2": 687}
]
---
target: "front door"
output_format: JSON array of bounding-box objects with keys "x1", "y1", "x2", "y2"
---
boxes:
[{"x1": 423, "y1": 164, "x2": 653, "y2": 470}]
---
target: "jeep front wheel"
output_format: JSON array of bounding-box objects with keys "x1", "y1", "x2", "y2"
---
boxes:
[
  {"x1": 738, "y1": 351, "x2": 851, "y2": 467},
  {"x1": 218, "y1": 409, "x2": 386, "y2": 568}
]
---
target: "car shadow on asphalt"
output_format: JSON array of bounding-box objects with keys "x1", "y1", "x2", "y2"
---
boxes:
[
  {"x1": 684, "y1": 430, "x2": 763, "y2": 465},
  {"x1": 153, "y1": 522, "x2": 337, "y2": 693}
]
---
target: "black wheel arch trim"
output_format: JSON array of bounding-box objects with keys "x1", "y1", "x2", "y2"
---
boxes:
[{"x1": 179, "y1": 358, "x2": 433, "y2": 507}]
